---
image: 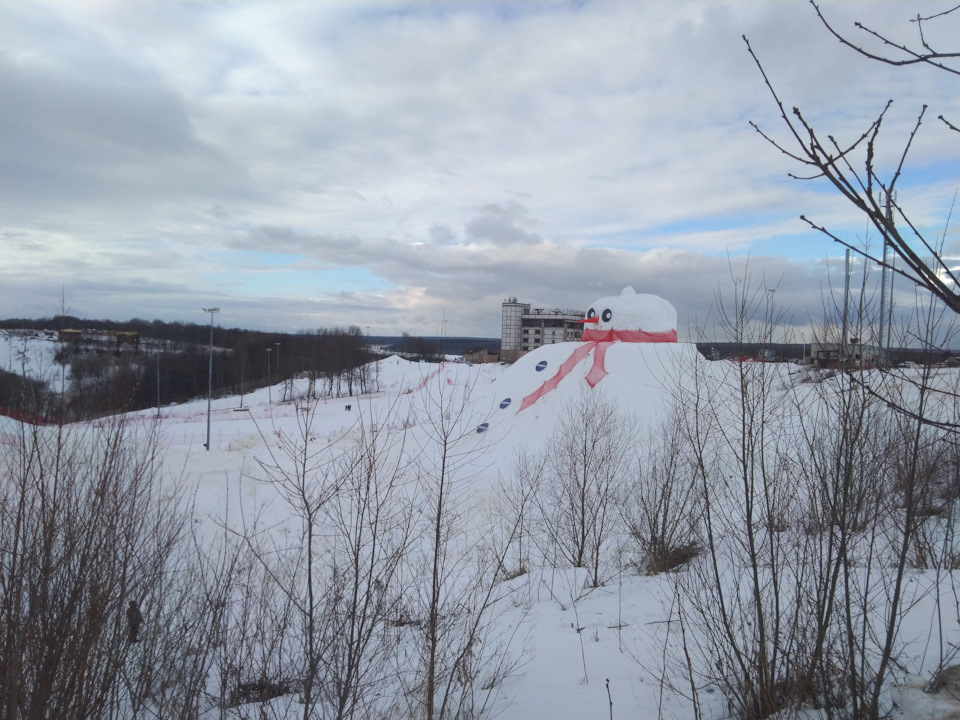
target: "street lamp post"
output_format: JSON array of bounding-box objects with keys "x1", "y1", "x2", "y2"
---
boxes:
[
  {"x1": 274, "y1": 342, "x2": 281, "y2": 400},
  {"x1": 274, "y1": 342, "x2": 281, "y2": 376},
  {"x1": 202, "y1": 307, "x2": 220, "y2": 450},
  {"x1": 266, "y1": 348, "x2": 272, "y2": 404}
]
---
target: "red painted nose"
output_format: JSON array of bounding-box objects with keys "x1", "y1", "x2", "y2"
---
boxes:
[{"x1": 576, "y1": 317, "x2": 598, "y2": 324}]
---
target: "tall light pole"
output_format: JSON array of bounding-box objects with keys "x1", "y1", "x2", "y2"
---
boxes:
[
  {"x1": 274, "y1": 342, "x2": 282, "y2": 401},
  {"x1": 203, "y1": 307, "x2": 220, "y2": 450},
  {"x1": 266, "y1": 348, "x2": 272, "y2": 404}
]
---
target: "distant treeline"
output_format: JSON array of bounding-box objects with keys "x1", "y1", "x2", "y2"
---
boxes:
[
  {"x1": 370, "y1": 336, "x2": 501, "y2": 356},
  {"x1": 0, "y1": 317, "x2": 452, "y2": 422},
  {"x1": 694, "y1": 342, "x2": 955, "y2": 365}
]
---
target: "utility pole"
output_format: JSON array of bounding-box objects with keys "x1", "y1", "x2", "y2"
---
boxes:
[
  {"x1": 440, "y1": 309, "x2": 447, "y2": 360},
  {"x1": 202, "y1": 307, "x2": 220, "y2": 450}
]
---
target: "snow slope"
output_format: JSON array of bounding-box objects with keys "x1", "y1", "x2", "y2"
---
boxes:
[
  {"x1": 3, "y1": 322, "x2": 958, "y2": 719},
  {"x1": 128, "y1": 350, "x2": 960, "y2": 717},
  {"x1": 125, "y1": 347, "x2": 715, "y2": 719}
]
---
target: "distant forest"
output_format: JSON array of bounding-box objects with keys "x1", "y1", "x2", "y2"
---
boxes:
[
  {"x1": 0, "y1": 316, "x2": 477, "y2": 423},
  {"x1": 3, "y1": 315, "x2": 949, "y2": 424}
]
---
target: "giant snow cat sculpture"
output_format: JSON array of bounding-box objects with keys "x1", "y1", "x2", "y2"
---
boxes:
[{"x1": 476, "y1": 288, "x2": 696, "y2": 441}]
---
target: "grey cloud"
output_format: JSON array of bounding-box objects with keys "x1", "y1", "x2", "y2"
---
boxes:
[
  {"x1": 429, "y1": 223, "x2": 457, "y2": 245},
  {"x1": 213, "y1": 219, "x2": 897, "y2": 340},
  {"x1": 3, "y1": 60, "x2": 187, "y2": 166},
  {"x1": 231, "y1": 226, "x2": 365, "y2": 256},
  {"x1": 1, "y1": 52, "x2": 253, "y2": 226},
  {"x1": 0, "y1": 226, "x2": 888, "y2": 341},
  {"x1": 464, "y1": 202, "x2": 542, "y2": 246},
  {"x1": 1, "y1": 1, "x2": 954, "y2": 340}
]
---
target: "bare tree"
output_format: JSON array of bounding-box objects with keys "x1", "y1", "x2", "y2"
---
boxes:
[
  {"x1": 314, "y1": 406, "x2": 414, "y2": 720},
  {"x1": 744, "y1": 5, "x2": 960, "y2": 434},
  {"x1": 215, "y1": 534, "x2": 299, "y2": 718},
  {"x1": 623, "y1": 409, "x2": 703, "y2": 575},
  {"x1": 538, "y1": 388, "x2": 635, "y2": 588},
  {"x1": 124, "y1": 531, "x2": 233, "y2": 720},
  {"x1": 661, "y1": 264, "x2": 960, "y2": 719},
  {"x1": 666, "y1": 273, "x2": 826, "y2": 719},
  {"x1": 792, "y1": 332, "x2": 893, "y2": 716},
  {"x1": 0, "y1": 416, "x2": 189, "y2": 720},
  {"x1": 745, "y1": 3, "x2": 959, "y2": 314},
  {"x1": 494, "y1": 449, "x2": 546, "y2": 580},
  {"x1": 247, "y1": 402, "x2": 353, "y2": 719},
  {"x1": 403, "y1": 372, "x2": 526, "y2": 720},
  {"x1": 407, "y1": 373, "x2": 486, "y2": 720}
]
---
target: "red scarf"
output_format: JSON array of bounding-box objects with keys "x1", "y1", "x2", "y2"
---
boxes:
[{"x1": 518, "y1": 327, "x2": 676, "y2": 412}]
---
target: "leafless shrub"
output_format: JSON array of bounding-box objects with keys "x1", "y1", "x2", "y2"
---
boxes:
[
  {"x1": 537, "y1": 388, "x2": 634, "y2": 588},
  {"x1": 0, "y1": 416, "x2": 190, "y2": 720},
  {"x1": 402, "y1": 374, "x2": 530, "y2": 720},
  {"x1": 623, "y1": 410, "x2": 702, "y2": 575},
  {"x1": 663, "y1": 273, "x2": 829, "y2": 720},
  {"x1": 312, "y1": 408, "x2": 414, "y2": 720},
  {"x1": 243, "y1": 399, "x2": 374, "y2": 720},
  {"x1": 219, "y1": 549, "x2": 299, "y2": 715},
  {"x1": 494, "y1": 449, "x2": 545, "y2": 582}
]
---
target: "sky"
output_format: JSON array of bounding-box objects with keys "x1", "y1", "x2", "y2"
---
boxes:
[{"x1": 1, "y1": 0, "x2": 957, "y2": 341}]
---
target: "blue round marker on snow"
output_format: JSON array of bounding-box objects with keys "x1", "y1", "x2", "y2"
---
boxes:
[
  {"x1": 535, "y1": 360, "x2": 548, "y2": 372},
  {"x1": 499, "y1": 398, "x2": 512, "y2": 409},
  {"x1": 476, "y1": 422, "x2": 489, "y2": 433}
]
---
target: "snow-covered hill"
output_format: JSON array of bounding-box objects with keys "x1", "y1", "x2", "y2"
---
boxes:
[{"x1": 4, "y1": 291, "x2": 959, "y2": 720}]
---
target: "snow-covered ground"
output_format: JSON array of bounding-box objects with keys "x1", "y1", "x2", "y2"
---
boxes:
[
  {"x1": 3, "y1": 312, "x2": 959, "y2": 719},
  {"x1": 2, "y1": 329, "x2": 62, "y2": 376}
]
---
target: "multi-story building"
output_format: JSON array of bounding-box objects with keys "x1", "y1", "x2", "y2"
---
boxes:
[
  {"x1": 501, "y1": 297, "x2": 584, "y2": 362},
  {"x1": 501, "y1": 297, "x2": 529, "y2": 360}
]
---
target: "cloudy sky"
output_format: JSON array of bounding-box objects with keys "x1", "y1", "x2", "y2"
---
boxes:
[{"x1": 2, "y1": 1, "x2": 957, "y2": 340}]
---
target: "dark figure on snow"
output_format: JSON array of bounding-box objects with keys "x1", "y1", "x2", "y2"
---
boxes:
[{"x1": 126, "y1": 600, "x2": 143, "y2": 643}]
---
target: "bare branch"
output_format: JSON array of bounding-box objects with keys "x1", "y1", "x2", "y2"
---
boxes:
[
  {"x1": 745, "y1": 30, "x2": 959, "y2": 315},
  {"x1": 812, "y1": 0, "x2": 960, "y2": 75},
  {"x1": 939, "y1": 114, "x2": 960, "y2": 132},
  {"x1": 888, "y1": 106, "x2": 928, "y2": 194}
]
